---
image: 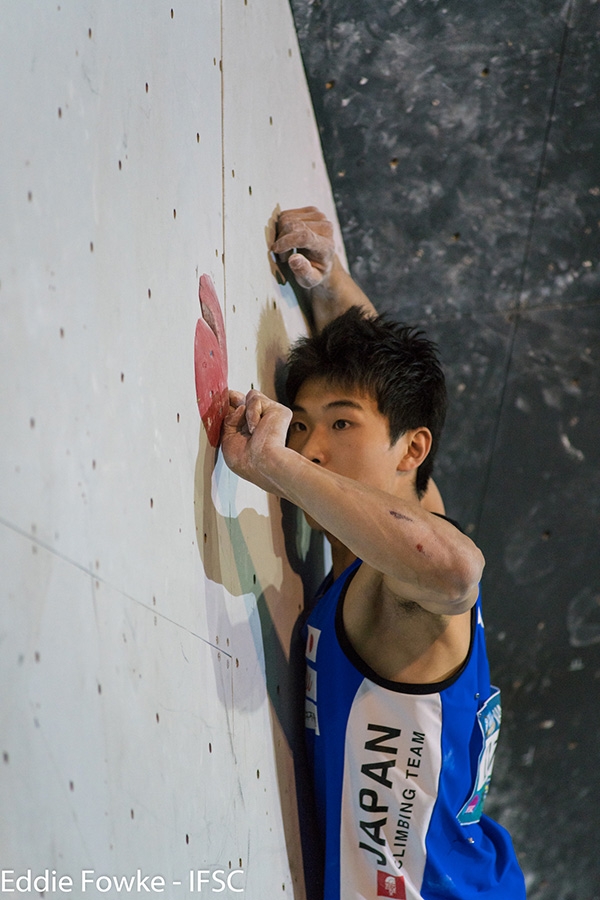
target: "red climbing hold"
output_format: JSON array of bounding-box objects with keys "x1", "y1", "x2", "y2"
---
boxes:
[{"x1": 194, "y1": 275, "x2": 228, "y2": 447}]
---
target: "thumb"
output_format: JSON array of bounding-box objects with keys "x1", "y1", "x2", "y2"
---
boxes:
[{"x1": 288, "y1": 252, "x2": 323, "y2": 289}]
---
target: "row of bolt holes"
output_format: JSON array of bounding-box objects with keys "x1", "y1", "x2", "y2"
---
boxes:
[
  {"x1": 1, "y1": 749, "x2": 244, "y2": 853},
  {"x1": 50, "y1": 92, "x2": 267, "y2": 203},
  {"x1": 38, "y1": 283, "x2": 248, "y2": 354},
  {"x1": 2, "y1": 741, "x2": 252, "y2": 852},
  {"x1": 2, "y1": 669, "x2": 249, "y2": 779}
]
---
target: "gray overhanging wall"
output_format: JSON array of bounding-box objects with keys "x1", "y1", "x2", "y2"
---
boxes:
[{"x1": 290, "y1": 1, "x2": 600, "y2": 896}]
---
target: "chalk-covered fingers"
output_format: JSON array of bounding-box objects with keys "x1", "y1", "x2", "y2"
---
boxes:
[
  {"x1": 222, "y1": 389, "x2": 293, "y2": 495},
  {"x1": 228, "y1": 390, "x2": 246, "y2": 411},
  {"x1": 272, "y1": 206, "x2": 335, "y2": 289},
  {"x1": 274, "y1": 206, "x2": 334, "y2": 253},
  {"x1": 243, "y1": 389, "x2": 292, "y2": 440}
]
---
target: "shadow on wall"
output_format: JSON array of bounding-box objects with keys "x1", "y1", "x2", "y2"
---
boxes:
[{"x1": 193, "y1": 301, "x2": 325, "y2": 898}]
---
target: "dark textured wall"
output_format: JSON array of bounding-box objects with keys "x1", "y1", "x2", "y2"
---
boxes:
[{"x1": 289, "y1": 1, "x2": 600, "y2": 896}]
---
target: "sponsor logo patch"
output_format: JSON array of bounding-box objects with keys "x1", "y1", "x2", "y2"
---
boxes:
[
  {"x1": 377, "y1": 871, "x2": 406, "y2": 898},
  {"x1": 306, "y1": 625, "x2": 321, "y2": 663},
  {"x1": 457, "y1": 687, "x2": 501, "y2": 825}
]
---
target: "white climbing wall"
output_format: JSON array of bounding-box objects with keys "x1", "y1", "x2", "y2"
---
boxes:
[{"x1": 0, "y1": 2, "x2": 344, "y2": 897}]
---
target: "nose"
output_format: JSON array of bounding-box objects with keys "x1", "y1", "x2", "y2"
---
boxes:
[{"x1": 297, "y1": 427, "x2": 328, "y2": 466}]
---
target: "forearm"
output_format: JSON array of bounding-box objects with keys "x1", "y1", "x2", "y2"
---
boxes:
[
  {"x1": 308, "y1": 254, "x2": 377, "y2": 332},
  {"x1": 261, "y1": 447, "x2": 484, "y2": 613}
]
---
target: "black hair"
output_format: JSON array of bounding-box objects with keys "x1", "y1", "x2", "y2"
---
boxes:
[{"x1": 285, "y1": 306, "x2": 447, "y2": 497}]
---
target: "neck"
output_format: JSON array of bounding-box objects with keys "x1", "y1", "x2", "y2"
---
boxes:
[{"x1": 329, "y1": 537, "x2": 357, "y2": 579}]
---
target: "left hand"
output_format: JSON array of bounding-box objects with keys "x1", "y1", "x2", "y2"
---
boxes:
[
  {"x1": 271, "y1": 206, "x2": 336, "y2": 290},
  {"x1": 221, "y1": 390, "x2": 293, "y2": 495}
]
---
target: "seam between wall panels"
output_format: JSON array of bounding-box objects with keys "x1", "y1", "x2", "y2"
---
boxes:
[
  {"x1": 220, "y1": 0, "x2": 226, "y2": 321},
  {"x1": 219, "y1": 0, "x2": 235, "y2": 738}
]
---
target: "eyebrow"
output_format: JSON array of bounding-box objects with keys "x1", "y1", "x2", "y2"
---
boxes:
[{"x1": 291, "y1": 399, "x2": 365, "y2": 413}]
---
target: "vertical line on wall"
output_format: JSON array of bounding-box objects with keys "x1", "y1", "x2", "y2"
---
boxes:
[
  {"x1": 515, "y1": 1, "x2": 574, "y2": 313},
  {"x1": 473, "y1": 1, "x2": 574, "y2": 535},
  {"x1": 220, "y1": 0, "x2": 227, "y2": 318},
  {"x1": 219, "y1": 0, "x2": 235, "y2": 739}
]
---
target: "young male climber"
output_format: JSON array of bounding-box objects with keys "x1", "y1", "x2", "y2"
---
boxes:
[{"x1": 221, "y1": 207, "x2": 525, "y2": 900}]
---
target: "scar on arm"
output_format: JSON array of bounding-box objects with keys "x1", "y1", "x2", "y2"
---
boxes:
[
  {"x1": 389, "y1": 509, "x2": 414, "y2": 523},
  {"x1": 388, "y1": 510, "x2": 426, "y2": 553}
]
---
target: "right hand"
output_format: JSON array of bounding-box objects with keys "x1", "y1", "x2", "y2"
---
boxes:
[
  {"x1": 271, "y1": 206, "x2": 335, "y2": 290},
  {"x1": 221, "y1": 390, "x2": 293, "y2": 496}
]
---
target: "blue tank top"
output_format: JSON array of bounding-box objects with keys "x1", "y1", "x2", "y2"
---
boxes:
[{"x1": 303, "y1": 559, "x2": 525, "y2": 900}]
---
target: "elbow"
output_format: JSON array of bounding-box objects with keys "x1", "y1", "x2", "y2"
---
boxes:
[
  {"x1": 463, "y1": 544, "x2": 485, "y2": 595},
  {"x1": 441, "y1": 545, "x2": 485, "y2": 614}
]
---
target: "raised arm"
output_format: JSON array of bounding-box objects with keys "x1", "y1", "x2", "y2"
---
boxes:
[
  {"x1": 272, "y1": 206, "x2": 376, "y2": 332},
  {"x1": 272, "y1": 206, "x2": 446, "y2": 516},
  {"x1": 222, "y1": 390, "x2": 483, "y2": 617}
]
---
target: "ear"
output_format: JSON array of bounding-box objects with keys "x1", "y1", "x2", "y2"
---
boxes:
[{"x1": 396, "y1": 427, "x2": 432, "y2": 472}]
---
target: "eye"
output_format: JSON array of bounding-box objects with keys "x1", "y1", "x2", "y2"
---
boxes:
[
  {"x1": 332, "y1": 419, "x2": 351, "y2": 430},
  {"x1": 289, "y1": 421, "x2": 307, "y2": 434}
]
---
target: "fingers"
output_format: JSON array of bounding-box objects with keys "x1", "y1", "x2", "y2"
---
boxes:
[
  {"x1": 226, "y1": 389, "x2": 291, "y2": 440},
  {"x1": 244, "y1": 389, "x2": 293, "y2": 436},
  {"x1": 223, "y1": 402, "x2": 246, "y2": 429},
  {"x1": 272, "y1": 224, "x2": 329, "y2": 258},
  {"x1": 228, "y1": 389, "x2": 246, "y2": 409},
  {"x1": 271, "y1": 207, "x2": 334, "y2": 260},
  {"x1": 276, "y1": 207, "x2": 333, "y2": 233},
  {"x1": 244, "y1": 391, "x2": 262, "y2": 434},
  {"x1": 277, "y1": 206, "x2": 329, "y2": 228},
  {"x1": 224, "y1": 391, "x2": 249, "y2": 435},
  {"x1": 273, "y1": 215, "x2": 333, "y2": 245},
  {"x1": 244, "y1": 388, "x2": 280, "y2": 434},
  {"x1": 226, "y1": 389, "x2": 268, "y2": 435},
  {"x1": 288, "y1": 252, "x2": 323, "y2": 289}
]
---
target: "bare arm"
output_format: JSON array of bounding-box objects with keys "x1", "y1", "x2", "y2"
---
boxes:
[
  {"x1": 272, "y1": 206, "x2": 376, "y2": 332},
  {"x1": 272, "y1": 206, "x2": 449, "y2": 518},
  {"x1": 222, "y1": 390, "x2": 484, "y2": 617},
  {"x1": 273, "y1": 207, "x2": 448, "y2": 517}
]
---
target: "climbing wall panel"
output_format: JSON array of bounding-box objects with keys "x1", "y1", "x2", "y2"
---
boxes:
[{"x1": 0, "y1": 2, "x2": 341, "y2": 897}]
